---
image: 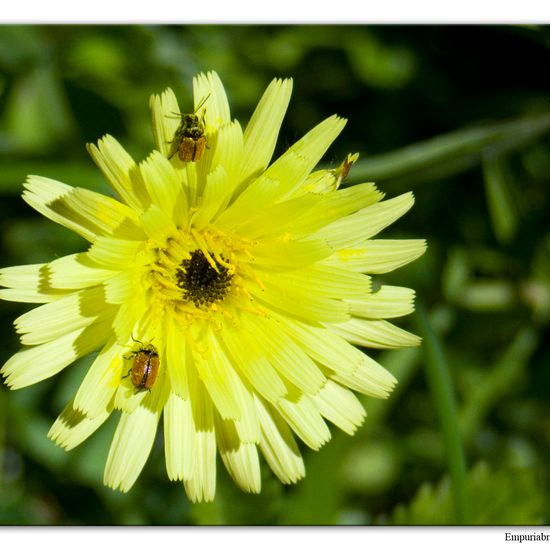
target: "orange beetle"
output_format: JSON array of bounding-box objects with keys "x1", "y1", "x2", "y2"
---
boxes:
[
  {"x1": 176, "y1": 134, "x2": 207, "y2": 162},
  {"x1": 123, "y1": 342, "x2": 160, "y2": 391},
  {"x1": 167, "y1": 95, "x2": 209, "y2": 163}
]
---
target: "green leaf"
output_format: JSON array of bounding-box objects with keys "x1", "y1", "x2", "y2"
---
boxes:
[
  {"x1": 460, "y1": 327, "x2": 539, "y2": 444},
  {"x1": 344, "y1": 30, "x2": 416, "y2": 90},
  {"x1": 4, "y1": 65, "x2": 74, "y2": 153},
  {"x1": 482, "y1": 151, "x2": 519, "y2": 244}
]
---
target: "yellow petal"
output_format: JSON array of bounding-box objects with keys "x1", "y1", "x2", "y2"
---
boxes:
[
  {"x1": 327, "y1": 239, "x2": 427, "y2": 274},
  {"x1": 1, "y1": 319, "x2": 111, "y2": 389},
  {"x1": 330, "y1": 352, "x2": 397, "y2": 399},
  {"x1": 150, "y1": 87, "x2": 181, "y2": 158},
  {"x1": 48, "y1": 399, "x2": 111, "y2": 451},
  {"x1": 209, "y1": 120, "x2": 244, "y2": 197},
  {"x1": 164, "y1": 391, "x2": 197, "y2": 482},
  {"x1": 329, "y1": 318, "x2": 421, "y2": 349},
  {"x1": 291, "y1": 181, "x2": 384, "y2": 238},
  {"x1": 73, "y1": 338, "x2": 123, "y2": 417},
  {"x1": 87, "y1": 135, "x2": 149, "y2": 212},
  {"x1": 262, "y1": 115, "x2": 347, "y2": 200},
  {"x1": 311, "y1": 380, "x2": 366, "y2": 435},
  {"x1": 165, "y1": 317, "x2": 189, "y2": 400},
  {"x1": 193, "y1": 71, "x2": 230, "y2": 132},
  {"x1": 347, "y1": 286, "x2": 416, "y2": 319},
  {"x1": 22, "y1": 176, "x2": 97, "y2": 242},
  {"x1": 0, "y1": 262, "x2": 71, "y2": 303},
  {"x1": 48, "y1": 253, "x2": 117, "y2": 290},
  {"x1": 276, "y1": 390, "x2": 331, "y2": 451},
  {"x1": 183, "y1": 361, "x2": 217, "y2": 503},
  {"x1": 140, "y1": 151, "x2": 183, "y2": 219},
  {"x1": 220, "y1": 321, "x2": 287, "y2": 404},
  {"x1": 249, "y1": 275, "x2": 349, "y2": 324},
  {"x1": 190, "y1": 327, "x2": 247, "y2": 422},
  {"x1": 191, "y1": 165, "x2": 230, "y2": 230},
  {"x1": 315, "y1": 192, "x2": 415, "y2": 249},
  {"x1": 103, "y1": 406, "x2": 160, "y2": 493},
  {"x1": 215, "y1": 414, "x2": 261, "y2": 494},
  {"x1": 244, "y1": 315, "x2": 326, "y2": 395},
  {"x1": 15, "y1": 286, "x2": 115, "y2": 346},
  {"x1": 239, "y1": 78, "x2": 293, "y2": 184},
  {"x1": 87, "y1": 237, "x2": 145, "y2": 269},
  {"x1": 255, "y1": 396, "x2": 305, "y2": 485}
]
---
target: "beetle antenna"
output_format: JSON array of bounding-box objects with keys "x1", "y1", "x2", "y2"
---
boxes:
[{"x1": 194, "y1": 93, "x2": 211, "y2": 113}]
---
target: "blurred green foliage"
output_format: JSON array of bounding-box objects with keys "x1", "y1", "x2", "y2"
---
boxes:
[
  {"x1": 0, "y1": 25, "x2": 549, "y2": 525},
  {"x1": 388, "y1": 462, "x2": 545, "y2": 525}
]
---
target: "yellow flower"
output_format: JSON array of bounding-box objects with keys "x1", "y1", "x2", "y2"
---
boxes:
[{"x1": 0, "y1": 71, "x2": 426, "y2": 502}]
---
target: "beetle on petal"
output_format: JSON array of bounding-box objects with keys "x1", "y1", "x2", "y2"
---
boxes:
[
  {"x1": 168, "y1": 94, "x2": 210, "y2": 162},
  {"x1": 123, "y1": 342, "x2": 160, "y2": 391}
]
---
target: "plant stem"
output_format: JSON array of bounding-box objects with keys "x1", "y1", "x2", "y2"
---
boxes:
[
  {"x1": 414, "y1": 301, "x2": 471, "y2": 524},
  {"x1": 349, "y1": 112, "x2": 550, "y2": 183}
]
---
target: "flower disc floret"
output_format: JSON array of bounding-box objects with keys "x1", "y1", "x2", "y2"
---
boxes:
[{"x1": 176, "y1": 250, "x2": 233, "y2": 307}]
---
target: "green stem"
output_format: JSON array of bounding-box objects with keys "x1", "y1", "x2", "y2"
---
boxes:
[
  {"x1": 349, "y1": 112, "x2": 550, "y2": 183},
  {"x1": 414, "y1": 301, "x2": 471, "y2": 524}
]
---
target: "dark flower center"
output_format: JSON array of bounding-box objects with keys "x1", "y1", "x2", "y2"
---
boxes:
[{"x1": 175, "y1": 250, "x2": 233, "y2": 307}]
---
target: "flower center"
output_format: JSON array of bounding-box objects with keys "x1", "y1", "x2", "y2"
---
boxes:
[
  {"x1": 175, "y1": 249, "x2": 233, "y2": 307},
  {"x1": 146, "y1": 227, "x2": 260, "y2": 322}
]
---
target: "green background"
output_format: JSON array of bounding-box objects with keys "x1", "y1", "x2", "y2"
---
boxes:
[{"x1": 0, "y1": 25, "x2": 549, "y2": 525}]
